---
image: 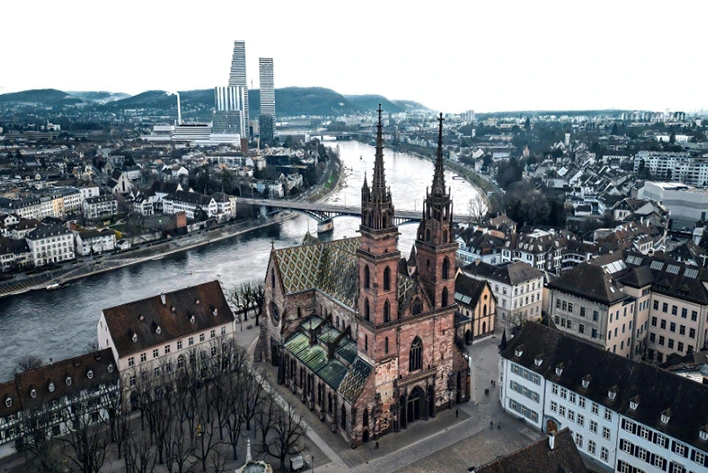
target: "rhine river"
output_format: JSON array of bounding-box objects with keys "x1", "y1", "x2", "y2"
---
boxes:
[{"x1": 0, "y1": 141, "x2": 482, "y2": 380}]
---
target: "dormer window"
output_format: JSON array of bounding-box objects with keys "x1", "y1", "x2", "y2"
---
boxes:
[
  {"x1": 629, "y1": 395, "x2": 639, "y2": 410},
  {"x1": 212, "y1": 308, "x2": 218, "y2": 317},
  {"x1": 608, "y1": 386, "x2": 618, "y2": 401},
  {"x1": 107, "y1": 364, "x2": 114, "y2": 373},
  {"x1": 4, "y1": 398, "x2": 11, "y2": 408},
  {"x1": 171, "y1": 305, "x2": 176, "y2": 312},
  {"x1": 190, "y1": 315, "x2": 195, "y2": 324},
  {"x1": 195, "y1": 298, "x2": 201, "y2": 305},
  {"x1": 48, "y1": 382, "x2": 55, "y2": 393},
  {"x1": 700, "y1": 428, "x2": 708, "y2": 442},
  {"x1": 514, "y1": 344, "x2": 525, "y2": 357},
  {"x1": 30, "y1": 389, "x2": 37, "y2": 398},
  {"x1": 660, "y1": 408, "x2": 671, "y2": 424},
  {"x1": 65, "y1": 376, "x2": 72, "y2": 386},
  {"x1": 555, "y1": 363, "x2": 565, "y2": 376},
  {"x1": 155, "y1": 325, "x2": 162, "y2": 335},
  {"x1": 87, "y1": 370, "x2": 94, "y2": 379},
  {"x1": 534, "y1": 355, "x2": 543, "y2": 366},
  {"x1": 138, "y1": 314, "x2": 145, "y2": 322},
  {"x1": 582, "y1": 375, "x2": 591, "y2": 389},
  {"x1": 132, "y1": 333, "x2": 138, "y2": 343}
]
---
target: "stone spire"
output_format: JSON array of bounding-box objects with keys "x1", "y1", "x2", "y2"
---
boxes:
[
  {"x1": 371, "y1": 104, "x2": 388, "y2": 202},
  {"x1": 431, "y1": 112, "x2": 446, "y2": 196}
]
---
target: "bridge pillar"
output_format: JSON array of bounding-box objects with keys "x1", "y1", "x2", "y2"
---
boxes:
[
  {"x1": 317, "y1": 218, "x2": 334, "y2": 233},
  {"x1": 259, "y1": 205, "x2": 269, "y2": 218}
]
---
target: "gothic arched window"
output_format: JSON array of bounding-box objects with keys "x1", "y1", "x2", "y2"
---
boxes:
[
  {"x1": 443, "y1": 230, "x2": 448, "y2": 243},
  {"x1": 412, "y1": 298, "x2": 422, "y2": 315},
  {"x1": 328, "y1": 393, "x2": 332, "y2": 414},
  {"x1": 385, "y1": 337, "x2": 389, "y2": 354},
  {"x1": 341, "y1": 405, "x2": 347, "y2": 429},
  {"x1": 383, "y1": 266, "x2": 391, "y2": 291},
  {"x1": 364, "y1": 265, "x2": 370, "y2": 289},
  {"x1": 442, "y1": 287, "x2": 449, "y2": 307},
  {"x1": 363, "y1": 408, "x2": 369, "y2": 427},
  {"x1": 364, "y1": 298, "x2": 370, "y2": 321},
  {"x1": 409, "y1": 337, "x2": 423, "y2": 371},
  {"x1": 442, "y1": 257, "x2": 450, "y2": 280},
  {"x1": 384, "y1": 300, "x2": 390, "y2": 323},
  {"x1": 365, "y1": 334, "x2": 368, "y2": 351},
  {"x1": 483, "y1": 304, "x2": 487, "y2": 317},
  {"x1": 271, "y1": 271, "x2": 275, "y2": 289},
  {"x1": 426, "y1": 229, "x2": 431, "y2": 242}
]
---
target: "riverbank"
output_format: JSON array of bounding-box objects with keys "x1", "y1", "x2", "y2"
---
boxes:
[
  {"x1": 389, "y1": 143, "x2": 503, "y2": 214},
  {"x1": 0, "y1": 152, "x2": 345, "y2": 301}
]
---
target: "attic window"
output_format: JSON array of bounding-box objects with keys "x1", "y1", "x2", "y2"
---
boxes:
[
  {"x1": 582, "y1": 375, "x2": 591, "y2": 389},
  {"x1": 555, "y1": 363, "x2": 564, "y2": 376},
  {"x1": 131, "y1": 333, "x2": 138, "y2": 343},
  {"x1": 514, "y1": 344, "x2": 524, "y2": 357},
  {"x1": 87, "y1": 370, "x2": 94, "y2": 379},
  {"x1": 190, "y1": 315, "x2": 196, "y2": 324},
  {"x1": 608, "y1": 386, "x2": 618, "y2": 401},
  {"x1": 629, "y1": 395, "x2": 639, "y2": 410},
  {"x1": 48, "y1": 382, "x2": 55, "y2": 393},
  {"x1": 139, "y1": 314, "x2": 145, "y2": 322},
  {"x1": 700, "y1": 429, "x2": 708, "y2": 442},
  {"x1": 534, "y1": 355, "x2": 543, "y2": 367},
  {"x1": 171, "y1": 305, "x2": 176, "y2": 313},
  {"x1": 212, "y1": 308, "x2": 218, "y2": 317},
  {"x1": 155, "y1": 326, "x2": 162, "y2": 335},
  {"x1": 30, "y1": 389, "x2": 37, "y2": 399},
  {"x1": 660, "y1": 409, "x2": 671, "y2": 424},
  {"x1": 4, "y1": 398, "x2": 11, "y2": 408},
  {"x1": 107, "y1": 364, "x2": 114, "y2": 373},
  {"x1": 65, "y1": 376, "x2": 72, "y2": 386},
  {"x1": 195, "y1": 298, "x2": 201, "y2": 305}
]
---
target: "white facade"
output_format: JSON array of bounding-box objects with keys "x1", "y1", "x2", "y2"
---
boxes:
[
  {"x1": 638, "y1": 182, "x2": 708, "y2": 230},
  {"x1": 80, "y1": 185, "x2": 100, "y2": 200},
  {"x1": 26, "y1": 226, "x2": 75, "y2": 267},
  {"x1": 75, "y1": 231, "x2": 116, "y2": 256}
]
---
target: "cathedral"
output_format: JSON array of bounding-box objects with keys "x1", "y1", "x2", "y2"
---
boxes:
[{"x1": 258, "y1": 106, "x2": 470, "y2": 447}]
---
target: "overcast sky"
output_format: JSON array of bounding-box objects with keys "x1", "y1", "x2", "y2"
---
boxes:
[{"x1": 2, "y1": 0, "x2": 706, "y2": 113}]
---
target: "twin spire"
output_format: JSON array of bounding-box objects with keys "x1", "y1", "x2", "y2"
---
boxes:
[
  {"x1": 370, "y1": 104, "x2": 388, "y2": 202},
  {"x1": 431, "y1": 113, "x2": 447, "y2": 196}
]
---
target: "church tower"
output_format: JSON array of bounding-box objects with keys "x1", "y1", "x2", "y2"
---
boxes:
[
  {"x1": 357, "y1": 105, "x2": 400, "y2": 362},
  {"x1": 415, "y1": 113, "x2": 456, "y2": 310}
]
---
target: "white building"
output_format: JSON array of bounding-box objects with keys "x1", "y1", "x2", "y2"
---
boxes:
[
  {"x1": 500, "y1": 322, "x2": 708, "y2": 473},
  {"x1": 0, "y1": 197, "x2": 41, "y2": 220},
  {"x1": 462, "y1": 260, "x2": 544, "y2": 330},
  {"x1": 75, "y1": 229, "x2": 117, "y2": 256},
  {"x1": 634, "y1": 151, "x2": 708, "y2": 187},
  {"x1": 25, "y1": 224, "x2": 75, "y2": 267},
  {"x1": 83, "y1": 195, "x2": 118, "y2": 220},
  {"x1": 79, "y1": 183, "x2": 100, "y2": 201},
  {"x1": 97, "y1": 281, "x2": 236, "y2": 409},
  {"x1": 638, "y1": 182, "x2": 708, "y2": 230}
]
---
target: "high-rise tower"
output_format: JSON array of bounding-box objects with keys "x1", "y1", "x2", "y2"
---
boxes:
[
  {"x1": 415, "y1": 113, "x2": 456, "y2": 310},
  {"x1": 258, "y1": 58, "x2": 276, "y2": 145},
  {"x1": 357, "y1": 105, "x2": 400, "y2": 361},
  {"x1": 228, "y1": 41, "x2": 249, "y2": 134}
]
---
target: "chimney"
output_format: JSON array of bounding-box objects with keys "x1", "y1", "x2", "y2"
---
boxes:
[
  {"x1": 160, "y1": 293, "x2": 166, "y2": 306},
  {"x1": 548, "y1": 432, "x2": 555, "y2": 450}
]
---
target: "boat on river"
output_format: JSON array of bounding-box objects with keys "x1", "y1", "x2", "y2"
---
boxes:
[{"x1": 46, "y1": 283, "x2": 61, "y2": 291}]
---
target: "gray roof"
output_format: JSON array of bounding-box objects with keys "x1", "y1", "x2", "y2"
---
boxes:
[
  {"x1": 503, "y1": 322, "x2": 708, "y2": 453},
  {"x1": 463, "y1": 261, "x2": 544, "y2": 286},
  {"x1": 26, "y1": 224, "x2": 71, "y2": 240}
]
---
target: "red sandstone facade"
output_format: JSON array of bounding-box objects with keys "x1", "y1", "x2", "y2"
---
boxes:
[{"x1": 258, "y1": 107, "x2": 470, "y2": 447}]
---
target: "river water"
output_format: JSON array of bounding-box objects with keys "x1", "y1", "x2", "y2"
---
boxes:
[{"x1": 0, "y1": 141, "x2": 481, "y2": 380}]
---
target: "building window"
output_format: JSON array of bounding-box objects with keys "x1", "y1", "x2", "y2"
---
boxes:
[
  {"x1": 588, "y1": 440, "x2": 596, "y2": 455},
  {"x1": 550, "y1": 401, "x2": 557, "y2": 412},
  {"x1": 210, "y1": 329, "x2": 216, "y2": 338},
  {"x1": 177, "y1": 340, "x2": 183, "y2": 350},
  {"x1": 164, "y1": 345, "x2": 171, "y2": 354},
  {"x1": 385, "y1": 337, "x2": 389, "y2": 354},
  {"x1": 593, "y1": 310, "x2": 598, "y2": 321},
  {"x1": 600, "y1": 447, "x2": 609, "y2": 462},
  {"x1": 669, "y1": 462, "x2": 686, "y2": 473},
  {"x1": 651, "y1": 316, "x2": 657, "y2": 327},
  {"x1": 199, "y1": 333, "x2": 205, "y2": 342},
  {"x1": 575, "y1": 433, "x2": 583, "y2": 449},
  {"x1": 221, "y1": 326, "x2": 226, "y2": 335},
  {"x1": 364, "y1": 298, "x2": 370, "y2": 321},
  {"x1": 681, "y1": 308, "x2": 687, "y2": 318},
  {"x1": 690, "y1": 328, "x2": 696, "y2": 338},
  {"x1": 384, "y1": 300, "x2": 390, "y2": 322},
  {"x1": 442, "y1": 287, "x2": 449, "y2": 307},
  {"x1": 602, "y1": 426, "x2": 610, "y2": 440},
  {"x1": 590, "y1": 420, "x2": 597, "y2": 434},
  {"x1": 691, "y1": 310, "x2": 698, "y2": 321},
  {"x1": 672, "y1": 305, "x2": 678, "y2": 315},
  {"x1": 365, "y1": 334, "x2": 368, "y2": 351},
  {"x1": 153, "y1": 349, "x2": 159, "y2": 358},
  {"x1": 128, "y1": 357, "x2": 135, "y2": 367},
  {"x1": 383, "y1": 266, "x2": 391, "y2": 291},
  {"x1": 189, "y1": 337, "x2": 194, "y2": 346},
  {"x1": 579, "y1": 397, "x2": 585, "y2": 408},
  {"x1": 442, "y1": 257, "x2": 450, "y2": 279},
  {"x1": 409, "y1": 337, "x2": 423, "y2": 371},
  {"x1": 364, "y1": 265, "x2": 370, "y2": 289},
  {"x1": 129, "y1": 376, "x2": 136, "y2": 387},
  {"x1": 662, "y1": 302, "x2": 668, "y2": 313},
  {"x1": 670, "y1": 322, "x2": 676, "y2": 332},
  {"x1": 604, "y1": 408, "x2": 612, "y2": 421},
  {"x1": 140, "y1": 353, "x2": 147, "y2": 363},
  {"x1": 577, "y1": 414, "x2": 584, "y2": 427}
]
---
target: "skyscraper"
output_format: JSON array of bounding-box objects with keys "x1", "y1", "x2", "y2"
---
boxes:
[
  {"x1": 213, "y1": 86, "x2": 246, "y2": 137},
  {"x1": 258, "y1": 58, "x2": 276, "y2": 145},
  {"x1": 228, "y1": 41, "x2": 249, "y2": 133}
]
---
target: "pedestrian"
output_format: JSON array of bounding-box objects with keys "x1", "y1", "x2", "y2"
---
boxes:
[
  {"x1": 490, "y1": 421, "x2": 493, "y2": 430},
  {"x1": 497, "y1": 422, "x2": 501, "y2": 430},
  {"x1": 456, "y1": 409, "x2": 459, "y2": 418}
]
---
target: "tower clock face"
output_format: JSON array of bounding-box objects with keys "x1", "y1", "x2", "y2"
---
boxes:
[{"x1": 271, "y1": 304, "x2": 280, "y2": 325}]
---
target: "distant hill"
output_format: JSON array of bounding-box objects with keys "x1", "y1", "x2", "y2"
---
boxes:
[
  {"x1": 344, "y1": 95, "x2": 404, "y2": 113},
  {"x1": 0, "y1": 87, "x2": 427, "y2": 118},
  {"x1": 0, "y1": 89, "x2": 83, "y2": 106},
  {"x1": 391, "y1": 99, "x2": 430, "y2": 112},
  {"x1": 66, "y1": 91, "x2": 130, "y2": 104}
]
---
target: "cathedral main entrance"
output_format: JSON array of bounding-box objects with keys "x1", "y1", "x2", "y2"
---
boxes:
[{"x1": 406, "y1": 386, "x2": 425, "y2": 424}]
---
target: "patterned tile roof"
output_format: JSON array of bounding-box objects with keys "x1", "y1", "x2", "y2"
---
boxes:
[
  {"x1": 274, "y1": 237, "x2": 360, "y2": 307},
  {"x1": 339, "y1": 358, "x2": 374, "y2": 403}
]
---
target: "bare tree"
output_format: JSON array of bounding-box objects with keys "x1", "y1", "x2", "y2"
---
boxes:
[
  {"x1": 257, "y1": 397, "x2": 308, "y2": 472},
  {"x1": 467, "y1": 195, "x2": 488, "y2": 224},
  {"x1": 251, "y1": 281, "x2": 265, "y2": 327},
  {"x1": 242, "y1": 367, "x2": 267, "y2": 431},
  {"x1": 57, "y1": 401, "x2": 110, "y2": 473},
  {"x1": 194, "y1": 382, "x2": 222, "y2": 473},
  {"x1": 15, "y1": 355, "x2": 43, "y2": 375},
  {"x1": 163, "y1": 414, "x2": 194, "y2": 473},
  {"x1": 124, "y1": 432, "x2": 158, "y2": 473},
  {"x1": 19, "y1": 406, "x2": 63, "y2": 473}
]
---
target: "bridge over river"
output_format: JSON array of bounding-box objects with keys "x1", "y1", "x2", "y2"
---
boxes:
[{"x1": 238, "y1": 197, "x2": 470, "y2": 232}]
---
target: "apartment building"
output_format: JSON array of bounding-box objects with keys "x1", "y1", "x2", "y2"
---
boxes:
[
  {"x1": 82, "y1": 194, "x2": 118, "y2": 220},
  {"x1": 25, "y1": 223, "x2": 75, "y2": 267},
  {"x1": 97, "y1": 281, "x2": 236, "y2": 409},
  {"x1": 500, "y1": 323, "x2": 708, "y2": 473},
  {"x1": 462, "y1": 260, "x2": 544, "y2": 330}
]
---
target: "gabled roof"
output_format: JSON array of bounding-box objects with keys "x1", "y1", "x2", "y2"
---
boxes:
[
  {"x1": 273, "y1": 237, "x2": 360, "y2": 308},
  {"x1": 102, "y1": 280, "x2": 234, "y2": 358},
  {"x1": 503, "y1": 322, "x2": 708, "y2": 452},
  {"x1": 455, "y1": 273, "x2": 489, "y2": 308},
  {"x1": 463, "y1": 261, "x2": 544, "y2": 286},
  {"x1": 14, "y1": 349, "x2": 118, "y2": 411},
  {"x1": 548, "y1": 263, "x2": 629, "y2": 305},
  {"x1": 476, "y1": 428, "x2": 587, "y2": 473}
]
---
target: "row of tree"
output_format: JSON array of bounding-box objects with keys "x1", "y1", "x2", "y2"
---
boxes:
[
  {"x1": 20, "y1": 343, "x2": 308, "y2": 473},
  {"x1": 229, "y1": 280, "x2": 266, "y2": 326}
]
